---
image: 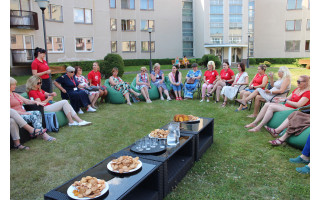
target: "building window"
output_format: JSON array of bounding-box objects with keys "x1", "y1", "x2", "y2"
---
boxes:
[
  {"x1": 141, "y1": 20, "x2": 154, "y2": 31},
  {"x1": 305, "y1": 40, "x2": 310, "y2": 51},
  {"x1": 229, "y1": 14, "x2": 242, "y2": 29},
  {"x1": 229, "y1": 5, "x2": 242, "y2": 14},
  {"x1": 47, "y1": 36, "x2": 64, "y2": 52},
  {"x1": 140, "y1": 0, "x2": 154, "y2": 10},
  {"x1": 210, "y1": 27, "x2": 223, "y2": 35},
  {"x1": 229, "y1": 36, "x2": 242, "y2": 44},
  {"x1": 122, "y1": 41, "x2": 136, "y2": 52},
  {"x1": 10, "y1": 0, "x2": 30, "y2": 11},
  {"x1": 210, "y1": 5, "x2": 223, "y2": 14},
  {"x1": 110, "y1": 0, "x2": 116, "y2": 8},
  {"x1": 121, "y1": 0, "x2": 135, "y2": 9},
  {"x1": 74, "y1": 8, "x2": 92, "y2": 24},
  {"x1": 75, "y1": 37, "x2": 93, "y2": 52},
  {"x1": 307, "y1": 19, "x2": 310, "y2": 30},
  {"x1": 183, "y1": 41, "x2": 193, "y2": 57},
  {"x1": 285, "y1": 40, "x2": 300, "y2": 52},
  {"x1": 110, "y1": 19, "x2": 117, "y2": 31},
  {"x1": 286, "y1": 20, "x2": 301, "y2": 31},
  {"x1": 111, "y1": 41, "x2": 117, "y2": 53},
  {"x1": 211, "y1": 37, "x2": 223, "y2": 44},
  {"x1": 287, "y1": 0, "x2": 302, "y2": 10},
  {"x1": 141, "y1": 41, "x2": 155, "y2": 52},
  {"x1": 121, "y1": 19, "x2": 136, "y2": 31},
  {"x1": 45, "y1": 4, "x2": 63, "y2": 22}
]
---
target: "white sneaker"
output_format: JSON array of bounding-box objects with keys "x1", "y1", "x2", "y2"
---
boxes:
[
  {"x1": 160, "y1": 96, "x2": 164, "y2": 100},
  {"x1": 167, "y1": 97, "x2": 172, "y2": 101},
  {"x1": 78, "y1": 120, "x2": 92, "y2": 126},
  {"x1": 78, "y1": 109, "x2": 84, "y2": 114},
  {"x1": 69, "y1": 121, "x2": 79, "y2": 126},
  {"x1": 207, "y1": 99, "x2": 210, "y2": 102},
  {"x1": 200, "y1": 99, "x2": 204, "y2": 102},
  {"x1": 87, "y1": 107, "x2": 96, "y2": 112},
  {"x1": 147, "y1": 99, "x2": 152, "y2": 103}
]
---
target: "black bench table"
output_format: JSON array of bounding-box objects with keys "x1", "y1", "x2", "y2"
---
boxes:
[
  {"x1": 44, "y1": 151, "x2": 163, "y2": 200},
  {"x1": 119, "y1": 135, "x2": 195, "y2": 197},
  {"x1": 161, "y1": 117, "x2": 214, "y2": 161}
]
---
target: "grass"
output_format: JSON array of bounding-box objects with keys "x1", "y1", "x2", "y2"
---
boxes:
[{"x1": 10, "y1": 66, "x2": 310, "y2": 200}]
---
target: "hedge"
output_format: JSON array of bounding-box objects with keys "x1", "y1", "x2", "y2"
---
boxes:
[{"x1": 249, "y1": 57, "x2": 310, "y2": 65}]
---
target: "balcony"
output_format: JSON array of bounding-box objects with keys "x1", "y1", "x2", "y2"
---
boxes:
[
  {"x1": 10, "y1": 10, "x2": 39, "y2": 30},
  {"x1": 11, "y1": 49, "x2": 35, "y2": 66}
]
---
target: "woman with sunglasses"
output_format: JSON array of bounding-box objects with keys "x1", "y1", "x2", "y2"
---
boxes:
[
  {"x1": 31, "y1": 47, "x2": 52, "y2": 93},
  {"x1": 136, "y1": 67, "x2": 152, "y2": 103},
  {"x1": 53, "y1": 66, "x2": 96, "y2": 114},
  {"x1": 244, "y1": 75, "x2": 310, "y2": 132},
  {"x1": 27, "y1": 75, "x2": 91, "y2": 126}
]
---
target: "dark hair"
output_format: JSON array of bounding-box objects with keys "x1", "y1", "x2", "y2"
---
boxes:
[
  {"x1": 34, "y1": 47, "x2": 46, "y2": 58},
  {"x1": 74, "y1": 66, "x2": 82, "y2": 75},
  {"x1": 258, "y1": 64, "x2": 267, "y2": 71},
  {"x1": 223, "y1": 61, "x2": 230, "y2": 66},
  {"x1": 238, "y1": 63, "x2": 246, "y2": 72},
  {"x1": 172, "y1": 65, "x2": 180, "y2": 82},
  {"x1": 191, "y1": 63, "x2": 198, "y2": 68}
]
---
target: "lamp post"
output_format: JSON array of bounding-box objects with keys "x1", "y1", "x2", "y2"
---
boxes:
[
  {"x1": 247, "y1": 35, "x2": 250, "y2": 68},
  {"x1": 148, "y1": 28, "x2": 152, "y2": 73},
  {"x1": 36, "y1": 0, "x2": 51, "y2": 92}
]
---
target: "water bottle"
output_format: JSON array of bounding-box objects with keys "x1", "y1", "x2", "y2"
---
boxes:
[{"x1": 167, "y1": 122, "x2": 179, "y2": 146}]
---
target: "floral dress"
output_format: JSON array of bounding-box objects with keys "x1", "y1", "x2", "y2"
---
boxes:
[
  {"x1": 75, "y1": 75, "x2": 99, "y2": 96},
  {"x1": 111, "y1": 76, "x2": 131, "y2": 96},
  {"x1": 184, "y1": 70, "x2": 202, "y2": 99},
  {"x1": 136, "y1": 73, "x2": 149, "y2": 90}
]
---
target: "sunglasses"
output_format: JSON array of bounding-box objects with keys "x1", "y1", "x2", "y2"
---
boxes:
[
  {"x1": 69, "y1": 71, "x2": 75, "y2": 73},
  {"x1": 37, "y1": 81, "x2": 42, "y2": 85},
  {"x1": 297, "y1": 80, "x2": 305, "y2": 84}
]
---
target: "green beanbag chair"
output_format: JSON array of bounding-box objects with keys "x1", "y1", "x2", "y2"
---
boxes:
[
  {"x1": 130, "y1": 77, "x2": 160, "y2": 101},
  {"x1": 278, "y1": 127, "x2": 310, "y2": 150},
  {"x1": 104, "y1": 79, "x2": 126, "y2": 104},
  {"x1": 20, "y1": 92, "x2": 68, "y2": 127}
]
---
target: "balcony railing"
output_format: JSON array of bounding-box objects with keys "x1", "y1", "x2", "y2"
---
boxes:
[
  {"x1": 11, "y1": 49, "x2": 35, "y2": 66},
  {"x1": 10, "y1": 10, "x2": 39, "y2": 30}
]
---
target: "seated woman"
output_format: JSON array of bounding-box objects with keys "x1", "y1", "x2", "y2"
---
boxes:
[
  {"x1": 220, "y1": 63, "x2": 249, "y2": 107},
  {"x1": 109, "y1": 67, "x2": 141, "y2": 106},
  {"x1": 182, "y1": 56, "x2": 189, "y2": 68},
  {"x1": 88, "y1": 62, "x2": 108, "y2": 103},
  {"x1": 266, "y1": 111, "x2": 309, "y2": 145},
  {"x1": 174, "y1": 57, "x2": 180, "y2": 68},
  {"x1": 151, "y1": 63, "x2": 171, "y2": 101},
  {"x1": 235, "y1": 64, "x2": 268, "y2": 111},
  {"x1": 10, "y1": 77, "x2": 55, "y2": 142},
  {"x1": 245, "y1": 75, "x2": 310, "y2": 132},
  {"x1": 136, "y1": 67, "x2": 152, "y2": 103},
  {"x1": 53, "y1": 66, "x2": 96, "y2": 114},
  {"x1": 184, "y1": 63, "x2": 202, "y2": 99},
  {"x1": 75, "y1": 66, "x2": 99, "y2": 109},
  {"x1": 206, "y1": 62, "x2": 235, "y2": 103},
  {"x1": 27, "y1": 75, "x2": 91, "y2": 126},
  {"x1": 168, "y1": 65, "x2": 183, "y2": 100},
  {"x1": 201, "y1": 61, "x2": 219, "y2": 102},
  {"x1": 246, "y1": 66, "x2": 291, "y2": 118},
  {"x1": 290, "y1": 134, "x2": 310, "y2": 174}
]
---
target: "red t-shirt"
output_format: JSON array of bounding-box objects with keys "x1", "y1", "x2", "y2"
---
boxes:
[
  {"x1": 285, "y1": 88, "x2": 310, "y2": 108},
  {"x1": 251, "y1": 73, "x2": 268, "y2": 89},
  {"x1": 220, "y1": 68, "x2": 235, "y2": 84},
  {"x1": 204, "y1": 70, "x2": 219, "y2": 84},
  {"x1": 87, "y1": 70, "x2": 101, "y2": 86},
  {"x1": 28, "y1": 89, "x2": 50, "y2": 106},
  {"x1": 31, "y1": 59, "x2": 50, "y2": 79}
]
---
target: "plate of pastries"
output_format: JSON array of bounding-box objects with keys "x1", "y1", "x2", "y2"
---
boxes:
[
  {"x1": 173, "y1": 114, "x2": 200, "y2": 123},
  {"x1": 107, "y1": 156, "x2": 142, "y2": 174}
]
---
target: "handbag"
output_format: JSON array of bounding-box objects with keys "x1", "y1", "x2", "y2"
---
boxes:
[
  {"x1": 187, "y1": 78, "x2": 195, "y2": 84},
  {"x1": 44, "y1": 112, "x2": 59, "y2": 132},
  {"x1": 85, "y1": 86, "x2": 100, "y2": 91}
]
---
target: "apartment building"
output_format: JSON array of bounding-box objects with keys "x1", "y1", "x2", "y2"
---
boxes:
[{"x1": 10, "y1": 0, "x2": 310, "y2": 74}]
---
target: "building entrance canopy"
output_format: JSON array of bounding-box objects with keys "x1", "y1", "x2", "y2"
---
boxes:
[{"x1": 204, "y1": 44, "x2": 248, "y2": 65}]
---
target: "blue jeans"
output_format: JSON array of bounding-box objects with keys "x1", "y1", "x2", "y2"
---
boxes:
[
  {"x1": 302, "y1": 134, "x2": 310, "y2": 157},
  {"x1": 171, "y1": 83, "x2": 183, "y2": 91},
  {"x1": 245, "y1": 88, "x2": 255, "y2": 93}
]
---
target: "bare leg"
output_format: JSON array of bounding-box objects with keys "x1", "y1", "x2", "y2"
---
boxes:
[
  {"x1": 124, "y1": 93, "x2": 132, "y2": 105},
  {"x1": 248, "y1": 95, "x2": 264, "y2": 118},
  {"x1": 92, "y1": 93, "x2": 99, "y2": 107},
  {"x1": 158, "y1": 87, "x2": 163, "y2": 98},
  {"x1": 144, "y1": 87, "x2": 150, "y2": 100},
  {"x1": 178, "y1": 90, "x2": 182, "y2": 98},
  {"x1": 174, "y1": 90, "x2": 178, "y2": 98},
  {"x1": 216, "y1": 86, "x2": 222, "y2": 102},
  {"x1": 275, "y1": 118, "x2": 289, "y2": 133},
  {"x1": 163, "y1": 89, "x2": 170, "y2": 99},
  {"x1": 141, "y1": 88, "x2": 148, "y2": 101},
  {"x1": 245, "y1": 102, "x2": 272, "y2": 128}
]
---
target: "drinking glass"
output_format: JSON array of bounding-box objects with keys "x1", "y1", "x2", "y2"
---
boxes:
[
  {"x1": 159, "y1": 139, "x2": 166, "y2": 149},
  {"x1": 145, "y1": 137, "x2": 151, "y2": 150},
  {"x1": 150, "y1": 138, "x2": 157, "y2": 148},
  {"x1": 135, "y1": 140, "x2": 143, "y2": 151}
]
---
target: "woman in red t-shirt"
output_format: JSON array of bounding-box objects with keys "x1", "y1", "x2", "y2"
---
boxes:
[
  {"x1": 206, "y1": 61, "x2": 235, "y2": 103},
  {"x1": 88, "y1": 62, "x2": 108, "y2": 103},
  {"x1": 31, "y1": 47, "x2": 52, "y2": 93},
  {"x1": 235, "y1": 64, "x2": 268, "y2": 111},
  {"x1": 201, "y1": 61, "x2": 219, "y2": 102},
  {"x1": 27, "y1": 75, "x2": 92, "y2": 127},
  {"x1": 245, "y1": 75, "x2": 310, "y2": 132}
]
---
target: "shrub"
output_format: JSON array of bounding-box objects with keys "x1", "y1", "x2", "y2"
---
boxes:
[
  {"x1": 201, "y1": 54, "x2": 221, "y2": 69},
  {"x1": 249, "y1": 58, "x2": 256, "y2": 65},
  {"x1": 100, "y1": 54, "x2": 125, "y2": 78},
  {"x1": 123, "y1": 58, "x2": 172, "y2": 66}
]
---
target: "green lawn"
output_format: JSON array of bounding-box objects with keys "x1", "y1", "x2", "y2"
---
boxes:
[{"x1": 10, "y1": 66, "x2": 310, "y2": 200}]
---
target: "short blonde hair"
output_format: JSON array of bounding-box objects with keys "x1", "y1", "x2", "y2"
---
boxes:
[
  {"x1": 207, "y1": 61, "x2": 216, "y2": 70},
  {"x1": 278, "y1": 66, "x2": 291, "y2": 80},
  {"x1": 10, "y1": 77, "x2": 17, "y2": 85},
  {"x1": 141, "y1": 66, "x2": 147, "y2": 72},
  {"x1": 153, "y1": 63, "x2": 160, "y2": 71},
  {"x1": 26, "y1": 75, "x2": 41, "y2": 93}
]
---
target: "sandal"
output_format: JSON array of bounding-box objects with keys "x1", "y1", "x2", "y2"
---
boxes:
[
  {"x1": 30, "y1": 128, "x2": 47, "y2": 137},
  {"x1": 268, "y1": 138, "x2": 285, "y2": 146},
  {"x1": 264, "y1": 126, "x2": 278, "y2": 138},
  {"x1": 13, "y1": 144, "x2": 30, "y2": 150},
  {"x1": 44, "y1": 136, "x2": 56, "y2": 142},
  {"x1": 221, "y1": 101, "x2": 227, "y2": 107},
  {"x1": 205, "y1": 93, "x2": 212, "y2": 97}
]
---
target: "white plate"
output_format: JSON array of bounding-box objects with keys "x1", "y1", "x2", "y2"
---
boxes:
[
  {"x1": 67, "y1": 179, "x2": 109, "y2": 200},
  {"x1": 107, "y1": 160, "x2": 142, "y2": 174},
  {"x1": 148, "y1": 133, "x2": 167, "y2": 139}
]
